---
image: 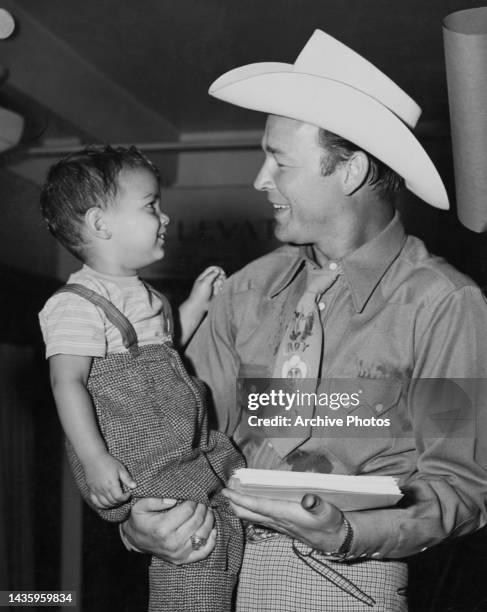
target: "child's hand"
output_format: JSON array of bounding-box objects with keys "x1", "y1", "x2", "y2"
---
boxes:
[
  {"x1": 188, "y1": 266, "x2": 226, "y2": 312},
  {"x1": 83, "y1": 452, "x2": 137, "y2": 509},
  {"x1": 179, "y1": 266, "x2": 226, "y2": 345}
]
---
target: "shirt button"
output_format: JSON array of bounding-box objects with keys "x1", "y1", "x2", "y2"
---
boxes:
[
  {"x1": 375, "y1": 403, "x2": 383, "y2": 413},
  {"x1": 329, "y1": 262, "x2": 338, "y2": 271},
  {"x1": 318, "y1": 302, "x2": 326, "y2": 311}
]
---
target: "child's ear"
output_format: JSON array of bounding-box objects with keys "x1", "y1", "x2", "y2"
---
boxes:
[{"x1": 85, "y1": 207, "x2": 112, "y2": 239}]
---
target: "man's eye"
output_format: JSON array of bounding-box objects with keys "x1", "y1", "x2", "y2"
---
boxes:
[
  {"x1": 146, "y1": 202, "x2": 156, "y2": 210},
  {"x1": 274, "y1": 158, "x2": 288, "y2": 168}
]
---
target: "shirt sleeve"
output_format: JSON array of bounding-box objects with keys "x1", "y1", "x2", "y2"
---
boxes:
[
  {"x1": 39, "y1": 291, "x2": 107, "y2": 358},
  {"x1": 347, "y1": 285, "x2": 487, "y2": 559},
  {"x1": 186, "y1": 283, "x2": 241, "y2": 434}
]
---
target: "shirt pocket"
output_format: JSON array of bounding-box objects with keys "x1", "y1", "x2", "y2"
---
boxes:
[
  {"x1": 349, "y1": 378, "x2": 414, "y2": 439},
  {"x1": 321, "y1": 378, "x2": 406, "y2": 438},
  {"x1": 321, "y1": 377, "x2": 403, "y2": 419},
  {"x1": 351, "y1": 378, "x2": 404, "y2": 419}
]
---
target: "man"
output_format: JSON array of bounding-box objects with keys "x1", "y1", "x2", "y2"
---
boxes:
[{"x1": 123, "y1": 30, "x2": 487, "y2": 610}]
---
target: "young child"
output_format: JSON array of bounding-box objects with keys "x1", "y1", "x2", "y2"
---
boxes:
[{"x1": 38, "y1": 145, "x2": 244, "y2": 612}]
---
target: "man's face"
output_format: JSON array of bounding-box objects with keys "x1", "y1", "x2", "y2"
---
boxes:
[{"x1": 254, "y1": 115, "x2": 344, "y2": 246}]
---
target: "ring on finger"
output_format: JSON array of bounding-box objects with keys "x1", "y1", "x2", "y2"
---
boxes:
[{"x1": 190, "y1": 534, "x2": 207, "y2": 550}]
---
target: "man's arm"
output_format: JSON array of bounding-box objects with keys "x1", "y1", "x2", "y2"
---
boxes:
[
  {"x1": 346, "y1": 285, "x2": 487, "y2": 558},
  {"x1": 222, "y1": 285, "x2": 487, "y2": 559},
  {"x1": 356, "y1": 284, "x2": 487, "y2": 557}
]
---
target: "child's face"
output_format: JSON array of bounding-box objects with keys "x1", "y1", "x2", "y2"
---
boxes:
[{"x1": 104, "y1": 166, "x2": 169, "y2": 274}]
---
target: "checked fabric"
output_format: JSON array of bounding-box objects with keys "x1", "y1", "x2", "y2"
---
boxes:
[
  {"x1": 238, "y1": 532, "x2": 408, "y2": 611},
  {"x1": 57, "y1": 284, "x2": 244, "y2": 612}
]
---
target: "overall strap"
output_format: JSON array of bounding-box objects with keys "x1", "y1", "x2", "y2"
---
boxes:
[
  {"x1": 141, "y1": 280, "x2": 173, "y2": 337},
  {"x1": 55, "y1": 283, "x2": 139, "y2": 356}
]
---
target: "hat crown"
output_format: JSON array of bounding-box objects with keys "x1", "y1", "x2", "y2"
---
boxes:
[
  {"x1": 207, "y1": 29, "x2": 449, "y2": 209},
  {"x1": 294, "y1": 30, "x2": 421, "y2": 128}
]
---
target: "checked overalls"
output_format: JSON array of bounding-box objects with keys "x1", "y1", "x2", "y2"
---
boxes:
[{"x1": 57, "y1": 283, "x2": 244, "y2": 612}]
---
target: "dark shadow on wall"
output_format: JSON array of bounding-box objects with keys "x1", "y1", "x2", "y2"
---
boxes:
[{"x1": 0, "y1": 265, "x2": 62, "y2": 596}]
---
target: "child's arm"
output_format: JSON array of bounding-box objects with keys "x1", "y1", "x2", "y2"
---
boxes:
[
  {"x1": 179, "y1": 266, "x2": 226, "y2": 346},
  {"x1": 49, "y1": 354, "x2": 136, "y2": 508}
]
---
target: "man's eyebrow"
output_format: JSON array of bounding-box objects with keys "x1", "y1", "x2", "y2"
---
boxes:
[
  {"x1": 263, "y1": 143, "x2": 286, "y2": 155},
  {"x1": 142, "y1": 192, "x2": 159, "y2": 199}
]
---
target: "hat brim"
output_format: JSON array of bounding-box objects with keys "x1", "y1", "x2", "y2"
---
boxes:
[{"x1": 210, "y1": 63, "x2": 449, "y2": 210}]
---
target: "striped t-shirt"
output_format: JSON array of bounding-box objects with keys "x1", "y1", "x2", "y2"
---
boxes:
[{"x1": 39, "y1": 265, "x2": 171, "y2": 358}]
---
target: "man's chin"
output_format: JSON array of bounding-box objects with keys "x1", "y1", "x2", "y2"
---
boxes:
[
  {"x1": 274, "y1": 225, "x2": 307, "y2": 246},
  {"x1": 274, "y1": 223, "x2": 292, "y2": 244}
]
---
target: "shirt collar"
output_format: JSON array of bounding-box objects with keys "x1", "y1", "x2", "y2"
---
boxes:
[
  {"x1": 341, "y1": 212, "x2": 406, "y2": 312},
  {"x1": 269, "y1": 251, "x2": 307, "y2": 298},
  {"x1": 269, "y1": 212, "x2": 406, "y2": 312}
]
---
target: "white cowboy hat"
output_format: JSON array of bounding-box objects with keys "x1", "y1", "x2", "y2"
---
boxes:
[{"x1": 209, "y1": 29, "x2": 449, "y2": 209}]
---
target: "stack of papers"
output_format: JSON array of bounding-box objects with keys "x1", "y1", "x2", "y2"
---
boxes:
[{"x1": 230, "y1": 468, "x2": 402, "y2": 511}]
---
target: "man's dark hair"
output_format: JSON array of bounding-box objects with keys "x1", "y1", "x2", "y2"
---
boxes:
[
  {"x1": 317, "y1": 128, "x2": 404, "y2": 203},
  {"x1": 40, "y1": 145, "x2": 160, "y2": 259}
]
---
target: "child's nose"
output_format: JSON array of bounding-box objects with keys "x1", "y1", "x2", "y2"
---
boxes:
[{"x1": 160, "y1": 212, "x2": 170, "y2": 225}]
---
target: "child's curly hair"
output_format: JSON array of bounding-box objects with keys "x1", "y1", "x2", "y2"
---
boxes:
[{"x1": 40, "y1": 145, "x2": 160, "y2": 259}]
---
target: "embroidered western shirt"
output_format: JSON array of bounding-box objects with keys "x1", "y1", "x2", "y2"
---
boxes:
[{"x1": 187, "y1": 213, "x2": 487, "y2": 559}]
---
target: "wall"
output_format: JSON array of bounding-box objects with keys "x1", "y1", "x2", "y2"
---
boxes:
[{"x1": 0, "y1": 168, "x2": 57, "y2": 276}]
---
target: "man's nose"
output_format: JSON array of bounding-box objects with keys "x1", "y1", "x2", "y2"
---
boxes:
[{"x1": 253, "y1": 160, "x2": 274, "y2": 192}]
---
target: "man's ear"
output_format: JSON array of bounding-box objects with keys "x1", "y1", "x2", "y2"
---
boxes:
[
  {"x1": 85, "y1": 207, "x2": 112, "y2": 239},
  {"x1": 342, "y1": 151, "x2": 369, "y2": 196}
]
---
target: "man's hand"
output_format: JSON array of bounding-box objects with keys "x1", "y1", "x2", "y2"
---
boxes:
[
  {"x1": 122, "y1": 498, "x2": 216, "y2": 564},
  {"x1": 223, "y1": 488, "x2": 347, "y2": 551}
]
